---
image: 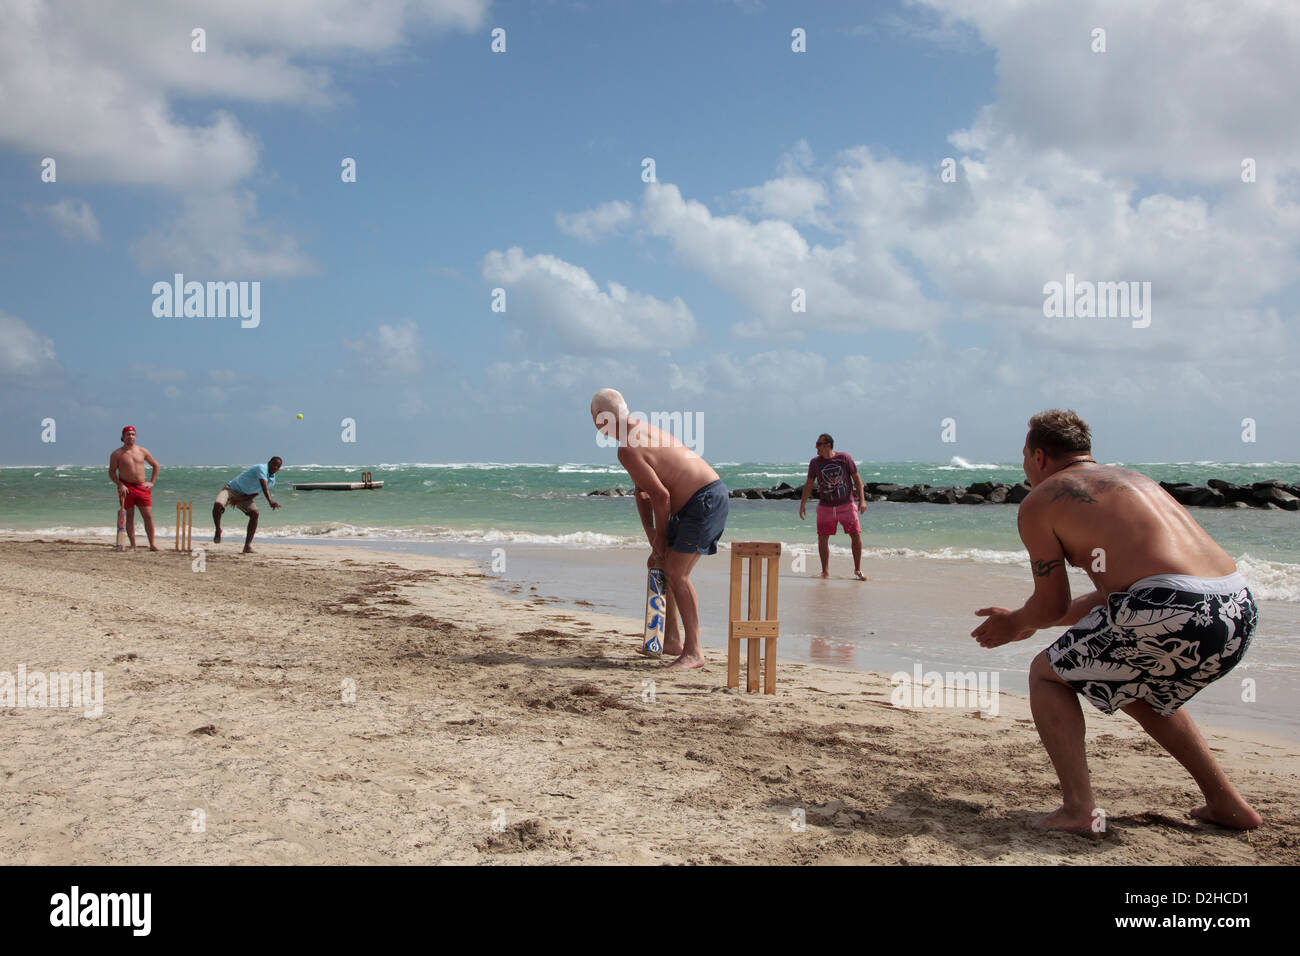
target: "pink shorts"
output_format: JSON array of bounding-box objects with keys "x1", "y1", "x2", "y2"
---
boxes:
[{"x1": 817, "y1": 502, "x2": 861, "y2": 535}]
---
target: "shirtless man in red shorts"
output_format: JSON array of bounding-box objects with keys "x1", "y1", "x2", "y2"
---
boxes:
[{"x1": 108, "y1": 425, "x2": 162, "y2": 551}]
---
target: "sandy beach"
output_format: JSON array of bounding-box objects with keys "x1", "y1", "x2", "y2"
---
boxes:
[{"x1": 2, "y1": 537, "x2": 1296, "y2": 865}]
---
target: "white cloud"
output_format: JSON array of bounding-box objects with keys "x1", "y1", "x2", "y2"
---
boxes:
[
  {"x1": 0, "y1": 312, "x2": 58, "y2": 377},
  {"x1": 734, "y1": 175, "x2": 829, "y2": 227},
  {"x1": 345, "y1": 321, "x2": 424, "y2": 377},
  {"x1": 29, "y1": 198, "x2": 101, "y2": 242},
  {"x1": 1, "y1": 0, "x2": 486, "y2": 281},
  {"x1": 131, "y1": 189, "x2": 318, "y2": 277},
  {"x1": 0, "y1": 0, "x2": 488, "y2": 190},
  {"x1": 472, "y1": 334, "x2": 1300, "y2": 460},
  {"x1": 561, "y1": 133, "x2": 1297, "y2": 359},
  {"x1": 556, "y1": 200, "x2": 634, "y2": 242},
  {"x1": 130, "y1": 362, "x2": 186, "y2": 384},
  {"x1": 920, "y1": 0, "x2": 1300, "y2": 182},
  {"x1": 551, "y1": 4, "x2": 1299, "y2": 366},
  {"x1": 482, "y1": 247, "x2": 697, "y2": 352},
  {"x1": 641, "y1": 182, "x2": 938, "y2": 339},
  {"x1": 398, "y1": 389, "x2": 430, "y2": 417},
  {"x1": 489, "y1": 355, "x2": 640, "y2": 393},
  {"x1": 256, "y1": 402, "x2": 293, "y2": 427}
]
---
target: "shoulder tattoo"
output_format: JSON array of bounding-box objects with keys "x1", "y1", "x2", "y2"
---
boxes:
[
  {"x1": 1050, "y1": 480, "x2": 1096, "y2": 504},
  {"x1": 1049, "y1": 476, "x2": 1122, "y2": 504}
]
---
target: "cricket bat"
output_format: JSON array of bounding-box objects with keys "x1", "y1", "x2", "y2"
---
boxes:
[
  {"x1": 642, "y1": 568, "x2": 667, "y2": 657},
  {"x1": 115, "y1": 507, "x2": 126, "y2": 551}
]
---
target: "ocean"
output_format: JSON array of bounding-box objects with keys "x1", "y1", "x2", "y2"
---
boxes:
[{"x1": 6, "y1": 458, "x2": 1300, "y2": 601}]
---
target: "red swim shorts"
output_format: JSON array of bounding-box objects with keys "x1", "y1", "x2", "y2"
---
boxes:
[
  {"x1": 816, "y1": 501, "x2": 860, "y2": 535},
  {"x1": 122, "y1": 483, "x2": 152, "y2": 509}
]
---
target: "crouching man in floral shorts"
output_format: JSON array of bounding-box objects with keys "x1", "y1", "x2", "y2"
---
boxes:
[{"x1": 971, "y1": 410, "x2": 1259, "y2": 833}]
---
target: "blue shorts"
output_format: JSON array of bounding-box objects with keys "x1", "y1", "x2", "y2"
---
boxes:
[{"x1": 666, "y1": 480, "x2": 729, "y2": 555}]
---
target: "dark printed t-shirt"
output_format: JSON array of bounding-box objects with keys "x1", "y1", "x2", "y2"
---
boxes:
[{"x1": 808, "y1": 452, "x2": 857, "y2": 507}]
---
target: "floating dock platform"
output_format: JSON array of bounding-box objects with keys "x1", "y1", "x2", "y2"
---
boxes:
[
  {"x1": 293, "y1": 481, "x2": 383, "y2": 491},
  {"x1": 294, "y1": 471, "x2": 383, "y2": 491}
]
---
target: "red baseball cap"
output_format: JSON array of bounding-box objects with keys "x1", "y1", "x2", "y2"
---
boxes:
[{"x1": 121, "y1": 425, "x2": 136, "y2": 438}]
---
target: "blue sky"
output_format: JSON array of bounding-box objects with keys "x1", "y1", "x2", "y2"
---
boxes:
[{"x1": 2, "y1": 0, "x2": 1297, "y2": 467}]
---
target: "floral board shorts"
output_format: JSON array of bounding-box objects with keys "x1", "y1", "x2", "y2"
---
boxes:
[{"x1": 1046, "y1": 573, "x2": 1256, "y2": 717}]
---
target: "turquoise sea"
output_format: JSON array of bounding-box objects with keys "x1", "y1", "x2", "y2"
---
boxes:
[{"x1": 4, "y1": 458, "x2": 1300, "y2": 602}]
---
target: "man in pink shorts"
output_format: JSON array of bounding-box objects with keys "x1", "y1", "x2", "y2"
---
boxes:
[{"x1": 798, "y1": 433, "x2": 868, "y2": 580}]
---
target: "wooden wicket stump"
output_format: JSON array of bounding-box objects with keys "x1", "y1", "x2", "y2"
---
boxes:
[
  {"x1": 175, "y1": 501, "x2": 193, "y2": 553},
  {"x1": 727, "y1": 542, "x2": 780, "y2": 694}
]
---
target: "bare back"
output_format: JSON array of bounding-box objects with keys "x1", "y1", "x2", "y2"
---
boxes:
[
  {"x1": 619, "y1": 419, "x2": 718, "y2": 513},
  {"x1": 1030, "y1": 464, "x2": 1235, "y2": 594}
]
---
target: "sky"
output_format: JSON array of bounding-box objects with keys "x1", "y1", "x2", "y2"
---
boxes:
[{"x1": 1, "y1": 0, "x2": 1298, "y2": 467}]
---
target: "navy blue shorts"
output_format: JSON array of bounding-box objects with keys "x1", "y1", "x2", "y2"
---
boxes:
[{"x1": 667, "y1": 480, "x2": 729, "y2": 555}]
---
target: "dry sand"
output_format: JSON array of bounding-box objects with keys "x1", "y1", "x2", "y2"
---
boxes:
[{"x1": 2, "y1": 537, "x2": 1296, "y2": 865}]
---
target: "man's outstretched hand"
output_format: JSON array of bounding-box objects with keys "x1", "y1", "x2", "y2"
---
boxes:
[{"x1": 972, "y1": 607, "x2": 1036, "y2": 648}]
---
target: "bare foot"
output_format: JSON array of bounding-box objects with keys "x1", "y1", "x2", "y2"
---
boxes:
[
  {"x1": 149, "y1": 545, "x2": 162, "y2": 551},
  {"x1": 1191, "y1": 802, "x2": 1263, "y2": 830},
  {"x1": 818, "y1": 570, "x2": 829, "y2": 578},
  {"x1": 242, "y1": 547, "x2": 256, "y2": 554},
  {"x1": 662, "y1": 637, "x2": 684, "y2": 656},
  {"x1": 1032, "y1": 806, "x2": 1099, "y2": 834},
  {"x1": 854, "y1": 570, "x2": 868, "y2": 580},
  {"x1": 665, "y1": 652, "x2": 705, "y2": 670},
  {"x1": 214, "y1": 530, "x2": 222, "y2": 543}
]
